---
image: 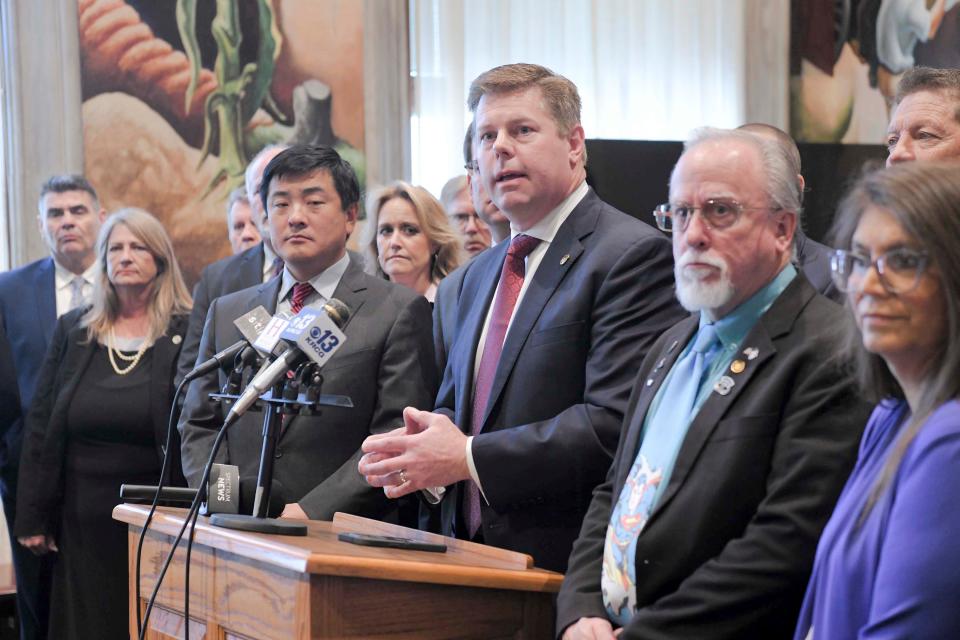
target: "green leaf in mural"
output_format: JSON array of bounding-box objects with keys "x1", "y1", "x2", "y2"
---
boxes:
[
  {"x1": 240, "y1": 0, "x2": 281, "y2": 124},
  {"x1": 175, "y1": 0, "x2": 202, "y2": 113}
]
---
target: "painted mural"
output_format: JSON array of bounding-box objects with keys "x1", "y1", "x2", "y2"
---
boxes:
[
  {"x1": 791, "y1": 0, "x2": 960, "y2": 144},
  {"x1": 78, "y1": 0, "x2": 366, "y2": 284}
]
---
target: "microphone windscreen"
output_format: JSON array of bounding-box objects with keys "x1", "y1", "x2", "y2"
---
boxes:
[{"x1": 323, "y1": 298, "x2": 351, "y2": 329}]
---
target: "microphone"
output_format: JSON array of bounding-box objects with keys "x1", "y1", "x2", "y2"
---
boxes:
[
  {"x1": 182, "y1": 306, "x2": 272, "y2": 383},
  {"x1": 225, "y1": 300, "x2": 351, "y2": 425}
]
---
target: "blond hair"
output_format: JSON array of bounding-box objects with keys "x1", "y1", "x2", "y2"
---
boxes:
[
  {"x1": 467, "y1": 63, "x2": 587, "y2": 164},
  {"x1": 363, "y1": 182, "x2": 463, "y2": 283},
  {"x1": 83, "y1": 208, "x2": 192, "y2": 344}
]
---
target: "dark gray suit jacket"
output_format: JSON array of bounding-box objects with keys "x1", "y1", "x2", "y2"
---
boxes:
[
  {"x1": 796, "y1": 230, "x2": 840, "y2": 302},
  {"x1": 557, "y1": 275, "x2": 870, "y2": 639},
  {"x1": 177, "y1": 259, "x2": 437, "y2": 520},
  {"x1": 432, "y1": 262, "x2": 468, "y2": 376},
  {"x1": 177, "y1": 244, "x2": 265, "y2": 383},
  {"x1": 434, "y1": 189, "x2": 688, "y2": 572}
]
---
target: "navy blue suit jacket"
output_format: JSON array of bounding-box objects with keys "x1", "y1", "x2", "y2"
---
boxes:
[
  {"x1": 0, "y1": 258, "x2": 57, "y2": 475},
  {"x1": 435, "y1": 189, "x2": 688, "y2": 572}
]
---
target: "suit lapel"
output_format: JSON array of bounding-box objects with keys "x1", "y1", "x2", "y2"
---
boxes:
[
  {"x1": 328, "y1": 260, "x2": 368, "y2": 331},
  {"x1": 36, "y1": 259, "x2": 57, "y2": 344},
  {"x1": 644, "y1": 275, "x2": 815, "y2": 525},
  {"x1": 238, "y1": 244, "x2": 265, "y2": 287},
  {"x1": 613, "y1": 319, "x2": 697, "y2": 492},
  {"x1": 478, "y1": 198, "x2": 594, "y2": 430}
]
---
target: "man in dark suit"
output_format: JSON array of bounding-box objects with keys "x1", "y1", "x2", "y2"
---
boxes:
[
  {"x1": 179, "y1": 145, "x2": 436, "y2": 521},
  {"x1": 737, "y1": 123, "x2": 839, "y2": 301},
  {"x1": 359, "y1": 63, "x2": 687, "y2": 572},
  {"x1": 177, "y1": 146, "x2": 287, "y2": 383},
  {"x1": 0, "y1": 175, "x2": 105, "y2": 640},
  {"x1": 557, "y1": 128, "x2": 869, "y2": 639}
]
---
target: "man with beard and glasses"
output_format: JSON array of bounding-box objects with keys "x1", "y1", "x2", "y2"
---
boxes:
[{"x1": 557, "y1": 127, "x2": 870, "y2": 639}]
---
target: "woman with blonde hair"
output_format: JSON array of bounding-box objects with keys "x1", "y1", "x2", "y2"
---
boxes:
[
  {"x1": 364, "y1": 181, "x2": 462, "y2": 303},
  {"x1": 15, "y1": 208, "x2": 192, "y2": 640},
  {"x1": 794, "y1": 162, "x2": 960, "y2": 639}
]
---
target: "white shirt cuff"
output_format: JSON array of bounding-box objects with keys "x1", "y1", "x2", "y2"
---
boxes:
[{"x1": 465, "y1": 436, "x2": 489, "y2": 504}]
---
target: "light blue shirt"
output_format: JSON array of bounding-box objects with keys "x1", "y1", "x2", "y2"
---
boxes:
[{"x1": 641, "y1": 263, "x2": 797, "y2": 509}]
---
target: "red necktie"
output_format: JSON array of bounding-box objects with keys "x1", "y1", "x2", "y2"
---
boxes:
[
  {"x1": 290, "y1": 282, "x2": 315, "y2": 314},
  {"x1": 465, "y1": 233, "x2": 540, "y2": 537}
]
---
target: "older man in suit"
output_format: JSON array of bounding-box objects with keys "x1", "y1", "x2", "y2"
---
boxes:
[
  {"x1": 359, "y1": 63, "x2": 686, "y2": 572},
  {"x1": 557, "y1": 128, "x2": 870, "y2": 639},
  {"x1": 177, "y1": 145, "x2": 287, "y2": 383},
  {"x1": 0, "y1": 175, "x2": 105, "y2": 640},
  {"x1": 179, "y1": 145, "x2": 436, "y2": 521}
]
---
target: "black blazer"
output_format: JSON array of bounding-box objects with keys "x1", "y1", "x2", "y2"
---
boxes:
[
  {"x1": 435, "y1": 189, "x2": 688, "y2": 572},
  {"x1": 557, "y1": 275, "x2": 871, "y2": 639},
  {"x1": 177, "y1": 243, "x2": 265, "y2": 383},
  {"x1": 14, "y1": 310, "x2": 188, "y2": 537}
]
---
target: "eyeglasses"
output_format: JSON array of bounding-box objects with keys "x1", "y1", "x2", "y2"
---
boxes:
[
  {"x1": 653, "y1": 199, "x2": 776, "y2": 233},
  {"x1": 463, "y1": 162, "x2": 478, "y2": 174},
  {"x1": 830, "y1": 248, "x2": 929, "y2": 294}
]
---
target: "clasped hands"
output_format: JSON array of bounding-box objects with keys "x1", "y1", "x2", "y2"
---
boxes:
[{"x1": 359, "y1": 407, "x2": 470, "y2": 498}]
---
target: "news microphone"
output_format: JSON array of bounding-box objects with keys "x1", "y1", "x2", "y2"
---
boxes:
[
  {"x1": 182, "y1": 306, "x2": 272, "y2": 383},
  {"x1": 225, "y1": 300, "x2": 351, "y2": 425},
  {"x1": 120, "y1": 476, "x2": 288, "y2": 518}
]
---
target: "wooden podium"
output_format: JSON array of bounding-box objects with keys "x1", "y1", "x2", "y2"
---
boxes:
[{"x1": 114, "y1": 505, "x2": 563, "y2": 639}]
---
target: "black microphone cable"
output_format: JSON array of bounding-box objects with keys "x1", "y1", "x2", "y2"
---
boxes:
[
  {"x1": 134, "y1": 373, "x2": 188, "y2": 636},
  {"x1": 139, "y1": 346, "x2": 259, "y2": 640}
]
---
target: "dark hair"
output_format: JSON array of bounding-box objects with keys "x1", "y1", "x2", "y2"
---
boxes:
[
  {"x1": 893, "y1": 67, "x2": 960, "y2": 123},
  {"x1": 831, "y1": 161, "x2": 960, "y2": 520},
  {"x1": 259, "y1": 145, "x2": 360, "y2": 214},
  {"x1": 38, "y1": 174, "x2": 99, "y2": 212}
]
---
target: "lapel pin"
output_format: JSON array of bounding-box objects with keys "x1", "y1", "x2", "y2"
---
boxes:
[
  {"x1": 730, "y1": 360, "x2": 746, "y2": 374},
  {"x1": 645, "y1": 378, "x2": 654, "y2": 387},
  {"x1": 743, "y1": 347, "x2": 759, "y2": 360},
  {"x1": 172, "y1": 335, "x2": 182, "y2": 345},
  {"x1": 666, "y1": 340, "x2": 679, "y2": 354},
  {"x1": 714, "y1": 375, "x2": 735, "y2": 396},
  {"x1": 560, "y1": 254, "x2": 571, "y2": 266},
  {"x1": 654, "y1": 358, "x2": 666, "y2": 371}
]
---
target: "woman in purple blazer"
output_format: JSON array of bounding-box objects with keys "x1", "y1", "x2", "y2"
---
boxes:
[{"x1": 794, "y1": 162, "x2": 960, "y2": 639}]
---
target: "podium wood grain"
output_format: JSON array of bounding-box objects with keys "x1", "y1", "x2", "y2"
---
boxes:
[{"x1": 115, "y1": 505, "x2": 562, "y2": 639}]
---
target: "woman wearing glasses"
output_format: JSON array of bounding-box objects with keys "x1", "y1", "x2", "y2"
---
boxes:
[{"x1": 793, "y1": 162, "x2": 960, "y2": 639}]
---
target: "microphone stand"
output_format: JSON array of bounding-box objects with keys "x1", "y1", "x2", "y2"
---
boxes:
[{"x1": 207, "y1": 362, "x2": 352, "y2": 536}]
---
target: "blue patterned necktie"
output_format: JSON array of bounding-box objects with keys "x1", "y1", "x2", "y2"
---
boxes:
[{"x1": 601, "y1": 324, "x2": 720, "y2": 625}]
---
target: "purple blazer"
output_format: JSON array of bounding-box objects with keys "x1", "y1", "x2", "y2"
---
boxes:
[{"x1": 795, "y1": 398, "x2": 960, "y2": 639}]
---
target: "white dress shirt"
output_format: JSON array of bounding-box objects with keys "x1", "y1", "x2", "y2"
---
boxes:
[{"x1": 53, "y1": 260, "x2": 98, "y2": 317}]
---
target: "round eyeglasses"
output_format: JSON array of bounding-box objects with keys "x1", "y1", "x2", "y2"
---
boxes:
[
  {"x1": 653, "y1": 199, "x2": 776, "y2": 233},
  {"x1": 830, "y1": 248, "x2": 929, "y2": 294}
]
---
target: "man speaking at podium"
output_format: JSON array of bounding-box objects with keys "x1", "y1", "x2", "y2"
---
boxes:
[{"x1": 179, "y1": 145, "x2": 436, "y2": 522}]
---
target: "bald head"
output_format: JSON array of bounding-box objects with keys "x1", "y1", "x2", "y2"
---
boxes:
[{"x1": 737, "y1": 123, "x2": 804, "y2": 202}]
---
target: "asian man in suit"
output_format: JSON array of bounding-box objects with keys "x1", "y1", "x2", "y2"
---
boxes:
[
  {"x1": 0, "y1": 175, "x2": 105, "y2": 640},
  {"x1": 359, "y1": 63, "x2": 687, "y2": 572},
  {"x1": 178, "y1": 145, "x2": 436, "y2": 521},
  {"x1": 557, "y1": 128, "x2": 870, "y2": 639}
]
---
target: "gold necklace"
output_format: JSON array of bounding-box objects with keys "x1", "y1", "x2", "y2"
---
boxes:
[{"x1": 107, "y1": 329, "x2": 149, "y2": 375}]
